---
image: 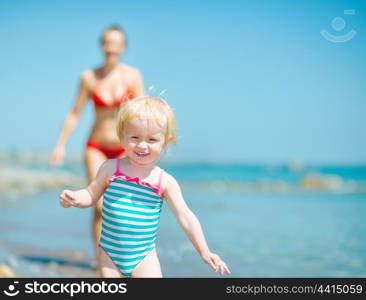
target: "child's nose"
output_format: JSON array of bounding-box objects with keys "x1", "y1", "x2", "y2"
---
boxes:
[{"x1": 137, "y1": 141, "x2": 148, "y2": 148}]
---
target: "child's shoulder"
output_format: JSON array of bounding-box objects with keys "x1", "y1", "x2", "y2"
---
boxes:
[
  {"x1": 103, "y1": 158, "x2": 117, "y2": 169},
  {"x1": 158, "y1": 168, "x2": 179, "y2": 190},
  {"x1": 100, "y1": 159, "x2": 118, "y2": 177}
]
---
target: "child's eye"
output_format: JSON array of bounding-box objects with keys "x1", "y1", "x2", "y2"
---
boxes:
[
  {"x1": 149, "y1": 138, "x2": 158, "y2": 142},
  {"x1": 131, "y1": 136, "x2": 139, "y2": 139}
]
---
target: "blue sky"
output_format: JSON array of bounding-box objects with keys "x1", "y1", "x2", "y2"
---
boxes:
[{"x1": 0, "y1": 0, "x2": 365, "y2": 164}]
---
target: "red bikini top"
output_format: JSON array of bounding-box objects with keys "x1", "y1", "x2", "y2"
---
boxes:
[
  {"x1": 91, "y1": 88, "x2": 135, "y2": 108},
  {"x1": 90, "y1": 65, "x2": 136, "y2": 108}
]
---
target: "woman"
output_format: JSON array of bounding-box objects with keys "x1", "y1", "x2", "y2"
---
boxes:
[{"x1": 50, "y1": 25, "x2": 144, "y2": 264}]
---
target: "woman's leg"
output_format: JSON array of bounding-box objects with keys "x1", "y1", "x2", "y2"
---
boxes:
[
  {"x1": 84, "y1": 147, "x2": 107, "y2": 272},
  {"x1": 131, "y1": 248, "x2": 163, "y2": 278}
]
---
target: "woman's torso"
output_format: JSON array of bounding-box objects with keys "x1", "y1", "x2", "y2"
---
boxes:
[{"x1": 86, "y1": 63, "x2": 136, "y2": 147}]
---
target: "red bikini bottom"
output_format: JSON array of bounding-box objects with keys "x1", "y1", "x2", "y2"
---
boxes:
[{"x1": 86, "y1": 140, "x2": 125, "y2": 159}]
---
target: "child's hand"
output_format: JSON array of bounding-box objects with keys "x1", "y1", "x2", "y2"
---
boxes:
[
  {"x1": 59, "y1": 190, "x2": 79, "y2": 208},
  {"x1": 201, "y1": 251, "x2": 231, "y2": 276}
]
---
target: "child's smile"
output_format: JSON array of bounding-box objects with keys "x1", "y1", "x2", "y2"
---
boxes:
[
  {"x1": 134, "y1": 151, "x2": 150, "y2": 157},
  {"x1": 123, "y1": 117, "x2": 166, "y2": 166}
]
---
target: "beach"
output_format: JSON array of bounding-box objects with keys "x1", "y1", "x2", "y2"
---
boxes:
[{"x1": 1, "y1": 154, "x2": 366, "y2": 277}]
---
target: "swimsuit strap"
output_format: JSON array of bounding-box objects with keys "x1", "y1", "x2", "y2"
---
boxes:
[
  {"x1": 115, "y1": 158, "x2": 122, "y2": 175},
  {"x1": 158, "y1": 168, "x2": 164, "y2": 189}
]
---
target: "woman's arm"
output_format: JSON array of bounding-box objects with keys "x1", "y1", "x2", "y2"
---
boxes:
[
  {"x1": 49, "y1": 70, "x2": 91, "y2": 165},
  {"x1": 60, "y1": 160, "x2": 111, "y2": 208},
  {"x1": 163, "y1": 173, "x2": 231, "y2": 275}
]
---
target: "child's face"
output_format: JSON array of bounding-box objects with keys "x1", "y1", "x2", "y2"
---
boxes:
[{"x1": 122, "y1": 117, "x2": 166, "y2": 167}]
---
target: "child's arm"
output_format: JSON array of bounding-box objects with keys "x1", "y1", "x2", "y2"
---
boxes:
[
  {"x1": 163, "y1": 173, "x2": 231, "y2": 276},
  {"x1": 59, "y1": 160, "x2": 111, "y2": 208}
]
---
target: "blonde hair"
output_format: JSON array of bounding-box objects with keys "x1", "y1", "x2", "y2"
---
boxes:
[{"x1": 116, "y1": 96, "x2": 177, "y2": 147}]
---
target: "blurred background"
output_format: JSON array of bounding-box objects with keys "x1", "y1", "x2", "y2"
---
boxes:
[{"x1": 0, "y1": 0, "x2": 365, "y2": 277}]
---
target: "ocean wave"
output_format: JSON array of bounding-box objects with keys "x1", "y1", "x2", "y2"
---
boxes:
[
  {"x1": 180, "y1": 172, "x2": 366, "y2": 194},
  {"x1": 0, "y1": 165, "x2": 85, "y2": 198},
  {"x1": 1, "y1": 161, "x2": 365, "y2": 199}
]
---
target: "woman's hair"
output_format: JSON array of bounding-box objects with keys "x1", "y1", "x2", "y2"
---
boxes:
[
  {"x1": 116, "y1": 96, "x2": 177, "y2": 147},
  {"x1": 100, "y1": 25, "x2": 127, "y2": 46}
]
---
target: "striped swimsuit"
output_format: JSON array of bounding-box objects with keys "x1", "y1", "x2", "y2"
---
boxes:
[{"x1": 98, "y1": 158, "x2": 164, "y2": 277}]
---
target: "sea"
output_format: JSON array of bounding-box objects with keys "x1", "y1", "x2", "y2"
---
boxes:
[{"x1": 0, "y1": 153, "x2": 365, "y2": 277}]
